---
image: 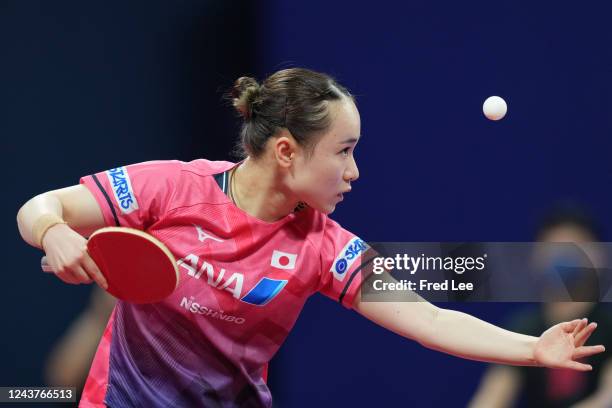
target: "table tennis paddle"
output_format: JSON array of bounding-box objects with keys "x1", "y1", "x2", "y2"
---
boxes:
[{"x1": 41, "y1": 227, "x2": 179, "y2": 304}]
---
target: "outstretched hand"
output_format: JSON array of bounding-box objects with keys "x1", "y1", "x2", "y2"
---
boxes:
[{"x1": 534, "y1": 318, "x2": 605, "y2": 371}]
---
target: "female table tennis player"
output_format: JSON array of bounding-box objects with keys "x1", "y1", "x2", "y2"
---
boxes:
[{"x1": 17, "y1": 68, "x2": 604, "y2": 407}]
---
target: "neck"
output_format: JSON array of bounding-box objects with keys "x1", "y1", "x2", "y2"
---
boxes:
[{"x1": 231, "y1": 156, "x2": 299, "y2": 222}]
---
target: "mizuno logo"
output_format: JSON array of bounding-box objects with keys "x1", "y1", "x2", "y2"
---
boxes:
[{"x1": 194, "y1": 224, "x2": 224, "y2": 243}]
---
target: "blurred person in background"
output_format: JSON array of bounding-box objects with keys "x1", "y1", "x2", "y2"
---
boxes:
[
  {"x1": 470, "y1": 204, "x2": 612, "y2": 408},
  {"x1": 44, "y1": 288, "x2": 115, "y2": 398}
]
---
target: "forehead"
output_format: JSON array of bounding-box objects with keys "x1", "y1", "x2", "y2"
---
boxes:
[{"x1": 316, "y1": 99, "x2": 361, "y2": 147}]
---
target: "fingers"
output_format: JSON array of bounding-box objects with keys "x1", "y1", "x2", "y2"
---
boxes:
[
  {"x1": 575, "y1": 322, "x2": 597, "y2": 347},
  {"x1": 81, "y1": 252, "x2": 108, "y2": 289},
  {"x1": 561, "y1": 319, "x2": 583, "y2": 333},
  {"x1": 563, "y1": 361, "x2": 593, "y2": 371},
  {"x1": 573, "y1": 345, "x2": 606, "y2": 360},
  {"x1": 72, "y1": 264, "x2": 93, "y2": 284},
  {"x1": 40, "y1": 227, "x2": 100, "y2": 287},
  {"x1": 48, "y1": 254, "x2": 98, "y2": 286},
  {"x1": 571, "y1": 318, "x2": 587, "y2": 337},
  {"x1": 54, "y1": 270, "x2": 81, "y2": 285},
  {"x1": 55, "y1": 265, "x2": 90, "y2": 285}
]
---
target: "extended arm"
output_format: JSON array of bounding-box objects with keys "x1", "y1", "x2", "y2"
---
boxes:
[{"x1": 353, "y1": 275, "x2": 604, "y2": 370}]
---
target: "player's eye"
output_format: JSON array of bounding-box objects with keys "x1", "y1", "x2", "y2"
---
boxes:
[{"x1": 340, "y1": 147, "x2": 350, "y2": 157}]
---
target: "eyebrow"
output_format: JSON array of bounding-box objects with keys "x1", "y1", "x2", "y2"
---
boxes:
[{"x1": 340, "y1": 136, "x2": 360, "y2": 144}]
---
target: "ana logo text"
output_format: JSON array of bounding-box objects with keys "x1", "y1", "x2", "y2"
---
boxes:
[{"x1": 178, "y1": 254, "x2": 287, "y2": 306}]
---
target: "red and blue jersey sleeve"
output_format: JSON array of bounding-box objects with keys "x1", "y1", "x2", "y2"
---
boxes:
[
  {"x1": 318, "y1": 218, "x2": 369, "y2": 308},
  {"x1": 79, "y1": 160, "x2": 182, "y2": 230}
]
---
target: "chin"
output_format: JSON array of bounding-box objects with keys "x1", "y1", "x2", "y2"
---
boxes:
[
  {"x1": 322, "y1": 203, "x2": 337, "y2": 214},
  {"x1": 307, "y1": 201, "x2": 335, "y2": 214}
]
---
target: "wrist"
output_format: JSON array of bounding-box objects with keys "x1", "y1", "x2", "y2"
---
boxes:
[
  {"x1": 41, "y1": 223, "x2": 72, "y2": 252},
  {"x1": 33, "y1": 214, "x2": 67, "y2": 249},
  {"x1": 527, "y1": 336, "x2": 540, "y2": 366}
]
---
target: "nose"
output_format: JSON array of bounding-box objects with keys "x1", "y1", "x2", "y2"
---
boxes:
[{"x1": 344, "y1": 155, "x2": 359, "y2": 182}]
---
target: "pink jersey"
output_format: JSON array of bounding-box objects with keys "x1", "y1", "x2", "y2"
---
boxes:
[{"x1": 78, "y1": 159, "x2": 367, "y2": 408}]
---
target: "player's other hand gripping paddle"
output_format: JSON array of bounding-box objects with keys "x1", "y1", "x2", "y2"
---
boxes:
[{"x1": 42, "y1": 227, "x2": 179, "y2": 304}]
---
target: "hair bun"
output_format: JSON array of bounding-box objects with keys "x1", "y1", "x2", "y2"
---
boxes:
[{"x1": 232, "y1": 76, "x2": 260, "y2": 120}]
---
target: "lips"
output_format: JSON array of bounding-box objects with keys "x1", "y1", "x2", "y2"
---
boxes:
[{"x1": 337, "y1": 188, "x2": 350, "y2": 200}]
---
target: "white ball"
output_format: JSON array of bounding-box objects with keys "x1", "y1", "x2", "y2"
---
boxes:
[{"x1": 482, "y1": 96, "x2": 507, "y2": 121}]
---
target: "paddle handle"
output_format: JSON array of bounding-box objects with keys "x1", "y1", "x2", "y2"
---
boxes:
[{"x1": 41, "y1": 256, "x2": 54, "y2": 273}]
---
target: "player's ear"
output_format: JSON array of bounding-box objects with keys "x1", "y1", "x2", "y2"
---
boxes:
[{"x1": 273, "y1": 130, "x2": 298, "y2": 168}]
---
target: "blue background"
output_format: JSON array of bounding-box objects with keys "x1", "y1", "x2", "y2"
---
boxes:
[{"x1": 2, "y1": 1, "x2": 611, "y2": 406}]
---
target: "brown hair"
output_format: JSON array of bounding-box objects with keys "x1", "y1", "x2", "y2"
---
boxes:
[{"x1": 230, "y1": 68, "x2": 352, "y2": 158}]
